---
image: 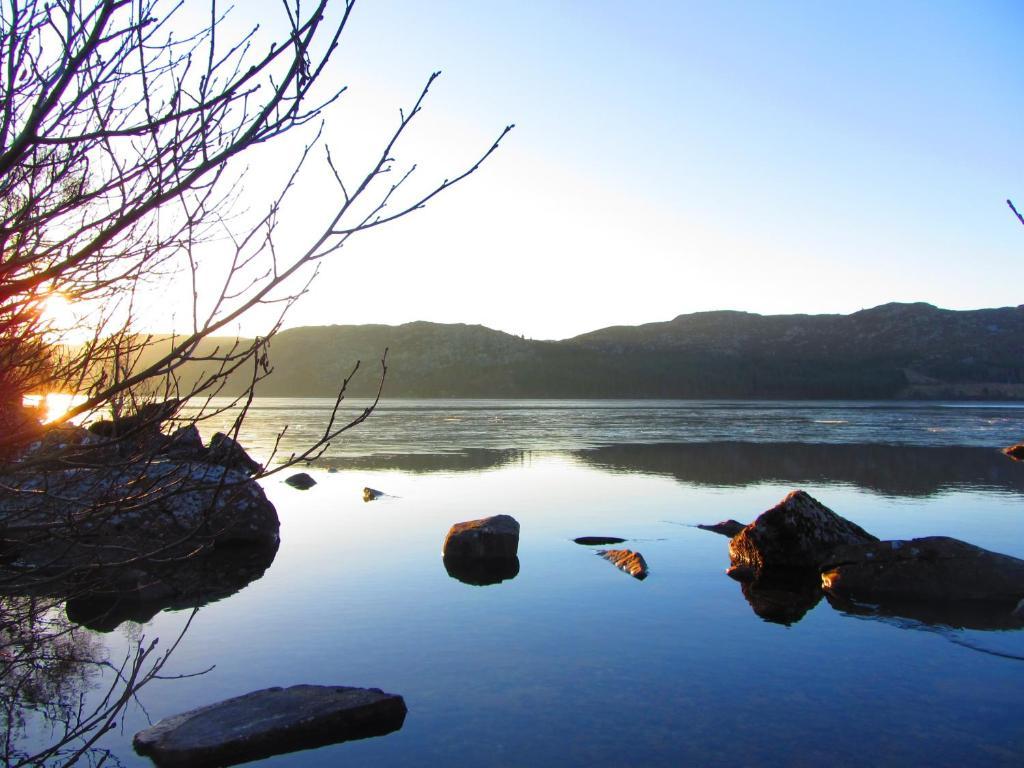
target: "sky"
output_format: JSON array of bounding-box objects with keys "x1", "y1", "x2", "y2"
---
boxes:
[{"x1": 142, "y1": 1, "x2": 1024, "y2": 341}]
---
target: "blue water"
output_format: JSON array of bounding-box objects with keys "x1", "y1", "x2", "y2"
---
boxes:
[{"x1": 20, "y1": 400, "x2": 1024, "y2": 766}]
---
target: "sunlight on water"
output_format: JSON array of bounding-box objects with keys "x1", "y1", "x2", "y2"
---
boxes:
[{"x1": 22, "y1": 392, "x2": 88, "y2": 423}]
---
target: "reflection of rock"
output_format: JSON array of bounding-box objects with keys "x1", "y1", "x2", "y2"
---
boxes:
[
  {"x1": 727, "y1": 569, "x2": 823, "y2": 626},
  {"x1": 63, "y1": 541, "x2": 279, "y2": 632},
  {"x1": 821, "y1": 537, "x2": 1024, "y2": 606},
  {"x1": 598, "y1": 549, "x2": 648, "y2": 580},
  {"x1": 825, "y1": 591, "x2": 1024, "y2": 631},
  {"x1": 697, "y1": 520, "x2": 745, "y2": 538},
  {"x1": 285, "y1": 472, "x2": 317, "y2": 490},
  {"x1": 363, "y1": 487, "x2": 383, "y2": 502},
  {"x1": 574, "y1": 536, "x2": 625, "y2": 546},
  {"x1": 315, "y1": 448, "x2": 526, "y2": 475},
  {"x1": 1002, "y1": 443, "x2": 1024, "y2": 461},
  {"x1": 443, "y1": 554, "x2": 520, "y2": 586},
  {"x1": 443, "y1": 515, "x2": 519, "y2": 560},
  {"x1": 730, "y1": 490, "x2": 876, "y2": 575},
  {"x1": 133, "y1": 684, "x2": 407, "y2": 768}
]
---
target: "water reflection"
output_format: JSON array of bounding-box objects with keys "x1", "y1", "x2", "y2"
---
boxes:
[
  {"x1": 576, "y1": 442, "x2": 1024, "y2": 496},
  {"x1": 443, "y1": 554, "x2": 520, "y2": 586},
  {"x1": 826, "y1": 593, "x2": 1024, "y2": 632},
  {"x1": 729, "y1": 571, "x2": 825, "y2": 626},
  {"x1": 314, "y1": 448, "x2": 527, "y2": 474}
]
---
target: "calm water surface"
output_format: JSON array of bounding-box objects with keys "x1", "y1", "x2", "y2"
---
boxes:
[{"x1": 33, "y1": 400, "x2": 1024, "y2": 765}]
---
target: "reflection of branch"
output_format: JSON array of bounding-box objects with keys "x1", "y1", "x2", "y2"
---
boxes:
[
  {"x1": 1008, "y1": 199, "x2": 1024, "y2": 228},
  {"x1": 4, "y1": 606, "x2": 208, "y2": 767}
]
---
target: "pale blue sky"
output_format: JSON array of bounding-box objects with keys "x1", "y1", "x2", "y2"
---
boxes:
[{"x1": 180, "y1": 1, "x2": 1024, "y2": 340}]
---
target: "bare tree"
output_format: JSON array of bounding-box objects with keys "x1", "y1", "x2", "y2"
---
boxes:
[{"x1": 0, "y1": 1, "x2": 510, "y2": 762}]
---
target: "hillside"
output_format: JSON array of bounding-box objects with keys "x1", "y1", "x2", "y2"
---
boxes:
[{"x1": 142, "y1": 303, "x2": 1024, "y2": 399}]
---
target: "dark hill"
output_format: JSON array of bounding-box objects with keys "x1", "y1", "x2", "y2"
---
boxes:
[{"x1": 148, "y1": 303, "x2": 1024, "y2": 399}]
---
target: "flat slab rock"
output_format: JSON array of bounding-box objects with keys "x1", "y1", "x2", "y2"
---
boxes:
[
  {"x1": 574, "y1": 536, "x2": 626, "y2": 546},
  {"x1": 822, "y1": 536, "x2": 1024, "y2": 604},
  {"x1": 598, "y1": 549, "x2": 648, "y2": 580},
  {"x1": 729, "y1": 490, "x2": 876, "y2": 574},
  {"x1": 133, "y1": 684, "x2": 406, "y2": 767},
  {"x1": 443, "y1": 514, "x2": 519, "y2": 559}
]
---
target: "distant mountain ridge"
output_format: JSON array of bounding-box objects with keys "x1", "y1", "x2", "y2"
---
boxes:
[{"x1": 159, "y1": 303, "x2": 1024, "y2": 399}]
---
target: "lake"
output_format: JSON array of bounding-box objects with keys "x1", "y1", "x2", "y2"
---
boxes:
[{"x1": 18, "y1": 399, "x2": 1024, "y2": 766}]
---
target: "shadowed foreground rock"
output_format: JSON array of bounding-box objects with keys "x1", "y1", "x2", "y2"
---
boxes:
[
  {"x1": 822, "y1": 536, "x2": 1024, "y2": 607},
  {"x1": 598, "y1": 549, "x2": 648, "y2": 580},
  {"x1": 285, "y1": 472, "x2": 317, "y2": 490},
  {"x1": 697, "y1": 520, "x2": 746, "y2": 538},
  {"x1": 573, "y1": 536, "x2": 626, "y2": 546},
  {"x1": 443, "y1": 514, "x2": 519, "y2": 560},
  {"x1": 729, "y1": 490, "x2": 876, "y2": 574},
  {"x1": 133, "y1": 684, "x2": 406, "y2": 767}
]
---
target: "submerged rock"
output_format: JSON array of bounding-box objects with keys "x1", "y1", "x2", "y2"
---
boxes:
[
  {"x1": 1002, "y1": 443, "x2": 1024, "y2": 461},
  {"x1": 285, "y1": 472, "x2": 317, "y2": 490},
  {"x1": 133, "y1": 684, "x2": 406, "y2": 767},
  {"x1": 729, "y1": 490, "x2": 876, "y2": 574},
  {"x1": 598, "y1": 549, "x2": 648, "y2": 580},
  {"x1": 821, "y1": 536, "x2": 1024, "y2": 606},
  {"x1": 443, "y1": 515, "x2": 520, "y2": 560},
  {"x1": 363, "y1": 487, "x2": 383, "y2": 502},
  {"x1": 573, "y1": 536, "x2": 626, "y2": 546},
  {"x1": 697, "y1": 519, "x2": 746, "y2": 538}
]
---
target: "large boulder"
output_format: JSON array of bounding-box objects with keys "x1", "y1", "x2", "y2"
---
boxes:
[
  {"x1": 729, "y1": 490, "x2": 876, "y2": 574},
  {"x1": 442, "y1": 514, "x2": 519, "y2": 560},
  {"x1": 0, "y1": 460, "x2": 279, "y2": 579},
  {"x1": 133, "y1": 684, "x2": 406, "y2": 767},
  {"x1": 821, "y1": 536, "x2": 1024, "y2": 606}
]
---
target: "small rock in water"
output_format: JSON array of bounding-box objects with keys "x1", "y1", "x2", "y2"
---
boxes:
[
  {"x1": 574, "y1": 536, "x2": 626, "y2": 546},
  {"x1": 285, "y1": 472, "x2": 317, "y2": 490},
  {"x1": 363, "y1": 487, "x2": 383, "y2": 502},
  {"x1": 443, "y1": 515, "x2": 520, "y2": 560},
  {"x1": 598, "y1": 549, "x2": 648, "y2": 580},
  {"x1": 1002, "y1": 443, "x2": 1024, "y2": 461},
  {"x1": 132, "y1": 684, "x2": 406, "y2": 767},
  {"x1": 697, "y1": 519, "x2": 746, "y2": 538}
]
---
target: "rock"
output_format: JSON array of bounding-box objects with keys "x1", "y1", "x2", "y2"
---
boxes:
[
  {"x1": 0, "y1": 461, "x2": 280, "y2": 578},
  {"x1": 821, "y1": 536, "x2": 1024, "y2": 605},
  {"x1": 443, "y1": 554, "x2": 520, "y2": 586},
  {"x1": 208, "y1": 432, "x2": 262, "y2": 475},
  {"x1": 443, "y1": 515, "x2": 519, "y2": 560},
  {"x1": 573, "y1": 536, "x2": 626, "y2": 546},
  {"x1": 697, "y1": 519, "x2": 746, "y2": 538},
  {"x1": 164, "y1": 424, "x2": 207, "y2": 459},
  {"x1": 133, "y1": 684, "x2": 406, "y2": 767},
  {"x1": 284, "y1": 472, "x2": 316, "y2": 490},
  {"x1": 88, "y1": 399, "x2": 180, "y2": 439},
  {"x1": 1002, "y1": 443, "x2": 1024, "y2": 461},
  {"x1": 598, "y1": 549, "x2": 648, "y2": 580},
  {"x1": 363, "y1": 487, "x2": 383, "y2": 502},
  {"x1": 729, "y1": 490, "x2": 877, "y2": 574}
]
